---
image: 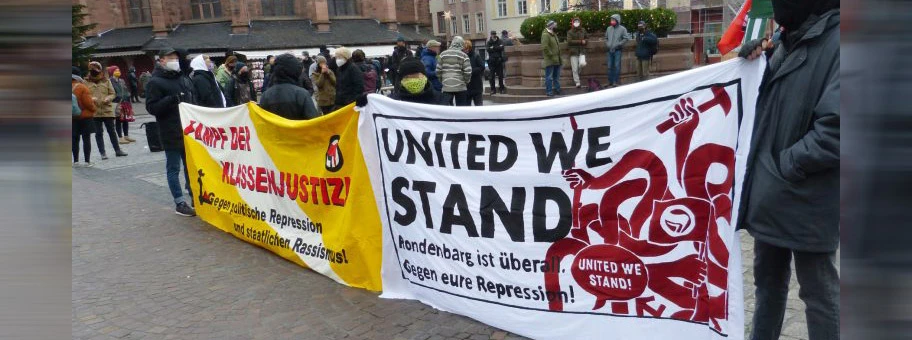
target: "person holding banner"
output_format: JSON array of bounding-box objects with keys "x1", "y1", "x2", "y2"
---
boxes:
[
  {"x1": 145, "y1": 47, "x2": 197, "y2": 217},
  {"x1": 259, "y1": 54, "x2": 321, "y2": 120},
  {"x1": 384, "y1": 57, "x2": 442, "y2": 105},
  {"x1": 738, "y1": 1, "x2": 841, "y2": 339}
]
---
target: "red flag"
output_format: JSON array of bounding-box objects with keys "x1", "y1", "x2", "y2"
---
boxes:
[{"x1": 717, "y1": 0, "x2": 752, "y2": 55}]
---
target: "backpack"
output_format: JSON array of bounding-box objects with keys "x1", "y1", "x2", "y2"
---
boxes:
[
  {"x1": 587, "y1": 78, "x2": 603, "y2": 92},
  {"x1": 359, "y1": 63, "x2": 378, "y2": 94}
]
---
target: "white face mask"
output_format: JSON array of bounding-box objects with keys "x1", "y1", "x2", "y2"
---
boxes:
[
  {"x1": 573, "y1": 21, "x2": 580, "y2": 27},
  {"x1": 165, "y1": 60, "x2": 181, "y2": 72},
  {"x1": 336, "y1": 58, "x2": 347, "y2": 67}
]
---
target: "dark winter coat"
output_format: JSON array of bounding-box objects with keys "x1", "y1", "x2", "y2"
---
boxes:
[
  {"x1": 738, "y1": 10, "x2": 841, "y2": 252},
  {"x1": 225, "y1": 72, "x2": 257, "y2": 106},
  {"x1": 334, "y1": 61, "x2": 363, "y2": 107},
  {"x1": 635, "y1": 30, "x2": 658, "y2": 60},
  {"x1": 259, "y1": 55, "x2": 320, "y2": 120},
  {"x1": 388, "y1": 81, "x2": 442, "y2": 105},
  {"x1": 190, "y1": 70, "x2": 225, "y2": 108},
  {"x1": 387, "y1": 46, "x2": 413, "y2": 82},
  {"x1": 466, "y1": 48, "x2": 485, "y2": 96},
  {"x1": 128, "y1": 71, "x2": 138, "y2": 91},
  {"x1": 145, "y1": 65, "x2": 195, "y2": 150},
  {"x1": 486, "y1": 37, "x2": 505, "y2": 65},
  {"x1": 420, "y1": 49, "x2": 442, "y2": 92}
]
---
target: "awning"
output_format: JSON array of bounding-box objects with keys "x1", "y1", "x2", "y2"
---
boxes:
[
  {"x1": 91, "y1": 50, "x2": 147, "y2": 58},
  {"x1": 235, "y1": 48, "x2": 322, "y2": 59},
  {"x1": 341, "y1": 45, "x2": 396, "y2": 58}
]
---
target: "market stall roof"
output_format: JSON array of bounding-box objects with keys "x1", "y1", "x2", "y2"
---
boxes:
[
  {"x1": 144, "y1": 22, "x2": 233, "y2": 53},
  {"x1": 84, "y1": 26, "x2": 154, "y2": 50}
]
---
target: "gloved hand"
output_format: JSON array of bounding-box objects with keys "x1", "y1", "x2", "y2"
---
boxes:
[
  {"x1": 356, "y1": 93, "x2": 368, "y2": 107},
  {"x1": 739, "y1": 38, "x2": 771, "y2": 60}
]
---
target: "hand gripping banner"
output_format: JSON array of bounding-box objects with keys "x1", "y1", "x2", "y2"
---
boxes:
[
  {"x1": 358, "y1": 59, "x2": 765, "y2": 339},
  {"x1": 180, "y1": 103, "x2": 383, "y2": 291}
]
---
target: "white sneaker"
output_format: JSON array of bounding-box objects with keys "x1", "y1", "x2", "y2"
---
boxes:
[
  {"x1": 73, "y1": 162, "x2": 81, "y2": 168},
  {"x1": 83, "y1": 162, "x2": 94, "y2": 168}
]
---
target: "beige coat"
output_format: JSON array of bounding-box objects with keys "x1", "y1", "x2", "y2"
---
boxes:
[{"x1": 86, "y1": 76, "x2": 116, "y2": 118}]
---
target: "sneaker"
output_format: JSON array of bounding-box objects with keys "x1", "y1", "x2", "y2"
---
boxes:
[
  {"x1": 115, "y1": 150, "x2": 128, "y2": 157},
  {"x1": 125, "y1": 136, "x2": 136, "y2": 142},
  {"x1": 83, "y1": 162, "x2": 94, "y2": 168},
  {"x1": 101, "y1": 154, "x2": 109, "y2": 160},
  {"x1": 73, "y1": 162, "x2": 81, "y2": 168},
  {"x1": 118, "y1": 137, "x2": 131, "y2": 144},
  {"x1": 175, "y1": 202, "x2": 196, "y2": 217}
]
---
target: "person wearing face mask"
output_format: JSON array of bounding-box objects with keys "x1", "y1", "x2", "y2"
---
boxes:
[
  {"x1": 332, "y1": 47, "x2": 363, "y2": 110},
  {"x1": 85, "y1": 61, "x2": 128, "y2": 159},
  {"x1": 634, "y1": 20, "x2": 658, "y2": 82},
  {"x1": 311, "y1": 56, "x2": 336, "y2": 114},
  {"x1": 603, "y1": 14, "x2": 629, "y2": 87},
  {"x1": 567, "y1": 17, "x2": 588, "y2": 88},
  {"x1": 387, "y1": 57, "x2": 442, "y2": 105},
  {"x1": 189, "y1": 55, "x2": 226, "y2": 108},
  {"x1": 541, "y1": 21, "x2": 562, "y2": 97},
  {"x1": 215, "y1": 55, "x2": 237, "y2": 91},
  {"x1": 737, "y1": 1, "x2": 841, "y2": 339},
  {"x1": 145, "y1": 47, "x2": 197, "y2": 217},
  {"x1": 225, "y1": 61, "x2": 257, "y2": 106}
]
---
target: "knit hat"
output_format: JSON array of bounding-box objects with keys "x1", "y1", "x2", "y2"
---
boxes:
[
  {"x1": 426, "y1": 40, "x2": 441, "y2": 48},
  {"x1": 490, "y1": 30, "x2": 497, "y2": 35},
  {"x1": 396, "y1": 35, "x2": 406, "y2": 42},
  {"x1": 397, "y1": 57, "x2": 425, "y2": 77},
  {"x1": 547, "y1": 20, "x2": 557, "y2": 29},
  {"x1": 234, "y1": 61, "x2": 247, "y2": 74},
  {"x1": 334, "y1": 46, "x2": 352, "y2": 60}
]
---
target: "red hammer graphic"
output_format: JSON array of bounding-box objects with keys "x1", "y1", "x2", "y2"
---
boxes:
[{"x1": 656, "y1": 86, "x2": 732, "y2": 133}]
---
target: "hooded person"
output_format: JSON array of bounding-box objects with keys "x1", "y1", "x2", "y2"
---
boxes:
[
  {"x1": 604, "y1": 13, "x2": 629, "y2": 87},
  {"x1": 72, "y1": 66, "x2": 97, "y2": 167},
  {"x1": 332, "y1": 47, "x2": 363, "y2": 110},
  {"x1": 436, "y1": 35, "x2": 472, "y2": 106},
  {"x1": 737, "y1": 1, "x2": 841, "y2": 339},
  {"x1": 85, "y1": 61, "x2": 128, "y2": 159},
  {"x1": 225, "y1": 61, "x2": 257, "y2": 106},
  {"x1": 145, "y1": 47, "x2": 197, "y2": 217},
  {"x1": 634, "y1": 20, "x2": 658, "y2": 82},
  {"x1": 189, "y1": 55, "x2": 226, "y2": 108},
  {"x1": 259, "y1": 53, "x2": 321, "y2": 120},
  {"x1": 386, "y1": 57, "x2": 442, "y2": 105}
]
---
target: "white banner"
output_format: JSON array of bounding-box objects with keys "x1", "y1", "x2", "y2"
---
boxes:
[{"x1": 358, "y1": 59, "x2": 764, "y2": 340}]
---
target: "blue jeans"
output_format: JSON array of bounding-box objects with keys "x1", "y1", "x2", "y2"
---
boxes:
[
  {"x1": 165, "y1": 149, "x2": 191, "y2": 205},
  {"x1": 544, "y1": 65, "x2": 561, "y2": 95},
  {"x1": 607, "y1": 50, "x2": 622, "y2": 85},
  {"x1": 750, "y1": 239, "x2": 840, "y2": 340}
]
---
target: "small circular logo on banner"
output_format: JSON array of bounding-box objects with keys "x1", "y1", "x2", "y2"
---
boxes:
[
  {"x1": 660, "y1": 204, "x2": 696, "y2": 237},
  {"x1": 325, "y1": 135, "x2": 344, "y2": 172},
  {"x1": 571, "y1": 245, "x2": 649, "y2": 300}
]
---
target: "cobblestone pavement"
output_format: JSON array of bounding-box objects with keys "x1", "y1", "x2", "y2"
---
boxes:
[{"x1": 73, "y1": 101, "x2": 810, "y2": 340}]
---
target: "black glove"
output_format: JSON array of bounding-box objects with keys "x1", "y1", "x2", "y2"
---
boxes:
[
  {"x1": 355, "y1": 93, "x2": 368, "y2": 107},
  {"x1": 738, "y1": 38, "x2": 768, "y2": 59}
]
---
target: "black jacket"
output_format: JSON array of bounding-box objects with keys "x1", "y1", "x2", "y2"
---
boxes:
[
  {"x1": 259, "y1": 55, "x2": 321, "y2": 120},
  {"x1": 738, "y1": 10, "x2": 840, "y2": 252},
  {"x1": 486, "y1": 37, "x2": 505, "y2": 65},
  {"x1": 387, "y1": 46, "x2": 413, "y2": 80},
  {"x1": 127, "y1": 71, "x2": 138, "y2": 90},
  {"x1": 466, "y1": 49, "x2": 485, "y2": 95},
  {"x1": 225, "y1": 75, "x2": 257, "y2": 106},
  {"x1": 635, "y1": 30, "x2": 658, "y2": 60},
  {"x1": 334, "y1": 61, "x2": 363, "y2": 107},
  {"x1": 388, "y1": 81, "x2": 442, "y2": 105},
  {"x1": 145, "y1": 65, "x2": 195, "y2": 150},
  {"x1": 190, "y1": 70, "x2": 225, "y2": 108}
]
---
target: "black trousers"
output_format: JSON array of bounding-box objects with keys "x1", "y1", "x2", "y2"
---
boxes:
[
  {"x1": 488, "y1": 63, "x2": 505, "y2": 91},
  {"x1": 129, "y1": 86, "x2": 140, "y2": 102},
  {"x1": 441, "y1": 91, "x2": 468, "y2": 106},
  {"x1": 115, "y1": 120, "x2": 129, "y2": 137},
  {"x1": 94, "y1": 117, "x2": 122, "y2": 155},
  {"x1": 467, "y1": 92, "x2": 483, "y2": 106}
]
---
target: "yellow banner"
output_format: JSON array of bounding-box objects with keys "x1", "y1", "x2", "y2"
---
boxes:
[{"x1": 181, "y1": 103, "x2": 382, "y2": 291}]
